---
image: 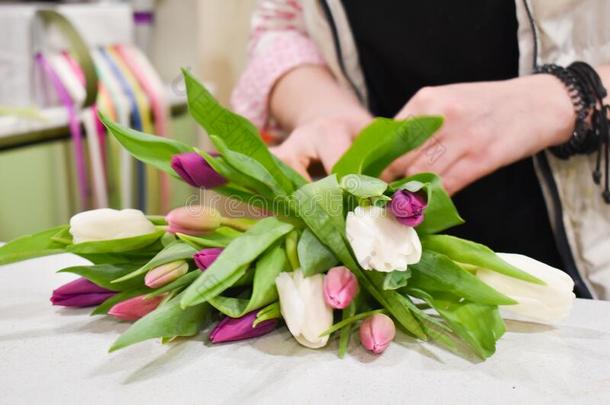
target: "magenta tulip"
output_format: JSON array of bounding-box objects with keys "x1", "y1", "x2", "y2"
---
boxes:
[
  {"x1": 390, "y1": 190, "x2": 427, "y2": 227},
  {"x1": 323, "y1": 266, "x2": 358, "y2": 309},
  {"x1": 193, "y1": 248, "x2": 223, "y2": 271},
  {"x1": 359, "y1": 313, "x2": 396, "y2": 354},
  {"x1": 171, "y1": 152, "x2": 227, "y2": 188},
  {"x1": 209, "y1": 310, "x2": 278, "y2": 343},
  {"x1": 108, "y1": 295, "x2": 164, "y2": 321},
  {"x1": 50, "y1": 277, "x2": 115, "y2": 307}
]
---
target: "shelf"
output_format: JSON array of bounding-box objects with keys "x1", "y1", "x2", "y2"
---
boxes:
[{"x1": 0, "y1": 91, "x2": 188, "y2": 151}]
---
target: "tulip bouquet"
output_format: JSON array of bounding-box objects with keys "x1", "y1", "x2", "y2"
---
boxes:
[{"x1": 0, "y1": 70, "x2": 575, "y2": 359}]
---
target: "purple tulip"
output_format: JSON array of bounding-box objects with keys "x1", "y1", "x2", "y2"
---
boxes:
[
  {"x1": 209, "y1": 310, "x2": 278, "y2": 343},
  {"x1": 171, "y1": 152, "x2": 227, "y2": 189},
  {"x1": 50, "y1": 277, "x2": 115, "y2": 307},
  {"x1": 390, "y1": 190, "x2": 427, "y2": 227},
  {"x1": 193, "y1": 248, "x2": 223, "y2": 271}
]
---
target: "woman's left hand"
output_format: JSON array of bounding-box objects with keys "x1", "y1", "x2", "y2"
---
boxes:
[{"x1": 383, "y1": 74, "x2": 576, "y2": 195}]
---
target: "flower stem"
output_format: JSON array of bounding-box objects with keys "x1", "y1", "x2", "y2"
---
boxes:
[
  {"x1": 285, "y1": 230, "x2": 300, "y2": 270},
  {"x1": 221, "y1": 217, "x2": 256, "y2": 231}
]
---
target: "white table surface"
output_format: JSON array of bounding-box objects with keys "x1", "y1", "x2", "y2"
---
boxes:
[{"x1": 1, "y1": 253, "x2": 610, "y2": 405}]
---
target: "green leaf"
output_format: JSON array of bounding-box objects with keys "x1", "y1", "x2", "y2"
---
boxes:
[
  {"x1": 428, "y1": 295, "x2": 505, "y2": 359},
  {"x1": 91, "y1": 288, "x2": 151, "y2": 315},
  {"x1": 332, "y1": 116, "x2": 443, "y2": 178},
  {"x1": 67, "y1": 230, "x2": 164, "y2": 254},
  {"x1": 109, "y1": 292, "x2": 212, "y2": 352},
  {"x1": 50, "y1": 226, "x2": 73, "y2": 245},
  {"x1": 77, "y1": 251, "x2": 154, "y2": 265},
  {"x1": 273, "y1": 155, "x2": 308, "y2": 188},
  {"x1": 340, "y1": 174, "x2": 387, "y2": 198},
  {"x1": 100, "y1": 112, "x2": 192, "y2": 176},
  {"x1": 253, "y1": 302, "x2": 281, "y2": 327},
  {"x1": 180, "y1": 217, "x2": 294, "y2": 308},
  {"x1": 59, "y1": 263, "x2": 143, "y2": 291},
  {"x1": 383, "y1": 269, "x2": 412, "y2": 290},
  {"x1": 293, "y1": 175, "x2": 345, "y2": 234},
  {"x1": 198, "y1": 150, "x2": 273, "y2": 198},
  {"x1": 297, "y1": 228, "x2": 338, "y2": 277},
  {"x1": 421, "y1": 234, "x2": 545, "y2": 284},
  {"x1": 210, "y1": 136, "x2": 286, "y2": 197},
  {"x1": 208, "y1": 244, "x2": 288, "y2": 317},
  {"x1": 182, "y1": 68, "x2": 293, "y2": 193},
  {"x1": 409, "y1": 251, "x2": 516, "y2": 305},
  {"x1": 390, "y1": 172, "x2": 463, "y2": 234},
  {"x1": 176, "y1": 226, "x2": 242, "y2": 249},
  {"x1": 111, "y1": 241, "x2": 197, "y2": 284},
  {"x1": 0, "y1": 225, "x2": 68, "y2": 265}
]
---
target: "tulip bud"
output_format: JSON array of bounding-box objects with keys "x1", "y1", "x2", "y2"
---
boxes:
[
  {"x1": 359, "y1": 314, "x2": 396, "y2": 354},
  {"x1": 171, "y1": 152, "x2": 227, "y2": 189},
  {"x1": 193, "y1": 248, "x2": 223, "y2": 271},
  {"x1": 323, "y1": 266, "x2": 358, "y2": 309},
  {"x1": 209, "y1": 310, "x2": 278, "y2": 343},
  {"x1": 50, "y1": 277, "x2": 115, "y2": 307},
  {"x1": 165, "y1": 206, "x2": 222, "y2": 235},
  {"x1": 144, "y1": 260, "x2": 189, "y2": 288},
  {"x1": 390, "y1": 190, "x2": 427, "y2": 227},
  {"x1": 108, "y1": 295, "x2": 163, "y2": 321}
]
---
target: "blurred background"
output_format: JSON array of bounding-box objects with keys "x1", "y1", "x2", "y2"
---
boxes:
[{"x1": 0, "y1": 0, "x2": 256, "y2": 240}]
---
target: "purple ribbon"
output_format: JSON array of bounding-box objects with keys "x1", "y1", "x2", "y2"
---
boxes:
[{"x1": 36, "y1": 53, "x2": 89, "y2": 209}]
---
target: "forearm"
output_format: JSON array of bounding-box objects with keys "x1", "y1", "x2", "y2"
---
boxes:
[{"x1": 269, "y1": 65, "x2": 371, "y2": 131}]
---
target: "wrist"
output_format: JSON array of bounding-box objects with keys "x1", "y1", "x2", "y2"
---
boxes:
[{"x1": 519, "y1": 73, "x2": 577, "y2": 146}]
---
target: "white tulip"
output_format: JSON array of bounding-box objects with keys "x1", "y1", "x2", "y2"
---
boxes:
[
  {"x1": 476, "y1": 253, "x2": 575, "y2": 324},
  {"x1": 69, "y1": 208, "x2": 156, "y2": 244},
  {"x1": 346, "y1": 205, "x2": 421, "y2": 272},
  {"x1": 275, "y1": 270, "x2": 334, "y2": 349}
]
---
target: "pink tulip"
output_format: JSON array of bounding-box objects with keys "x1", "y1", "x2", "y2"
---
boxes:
[
  {"x1": 144, "y1": 260, "x2": 189, "y2": 288},
  {"x1": 359, "y1": 314, "x2": 396, "y2": 354},
  {"x1": 323, "y1": 266, "x2": 358, "y2": 309},
  {"x1": 165, "y1": 206, "x2": 222, "y2": 235},
  {"x1": 108, "y1": 295, "x2": 164, "y2": 321}
]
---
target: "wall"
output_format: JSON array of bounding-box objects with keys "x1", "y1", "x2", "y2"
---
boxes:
[{"x1": 0, "y1": 0, "x2": 256, "y2": 241}]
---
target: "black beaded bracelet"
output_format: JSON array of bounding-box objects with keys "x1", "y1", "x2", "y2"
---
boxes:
[{"x1": 536, "y1": 62, "x2": 610, "y2": 203}]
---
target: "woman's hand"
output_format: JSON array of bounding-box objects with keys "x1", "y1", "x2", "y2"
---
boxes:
[
  {"x1": 271, "y1": 114, "x2": 372, "y2": 179},
  {"x1": 384, "y1": 74, "x2": 576, "y2": 194}
]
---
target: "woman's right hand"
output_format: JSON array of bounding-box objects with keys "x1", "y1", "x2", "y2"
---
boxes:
[{"x1": 271, "y1": 114, "x2": 372, "y2": 179}]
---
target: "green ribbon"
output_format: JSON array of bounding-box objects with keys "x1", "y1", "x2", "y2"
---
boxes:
[{"x1": 36, "y1": 9, "x2": 98, "y2": 107}]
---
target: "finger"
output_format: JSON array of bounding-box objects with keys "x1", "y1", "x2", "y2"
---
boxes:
[
  {"x1": 440, "y1": 155, "x2": 497, "y2": 196},
  {"x1": 316, "y1": 133, "x2": 354, "y2": 174},
  {"x1": 270, "y1": 145, "x2": 313, "y2": 181},
  {"x1": 404, "y1": 135, "x2": 455, "y2": 178}
]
